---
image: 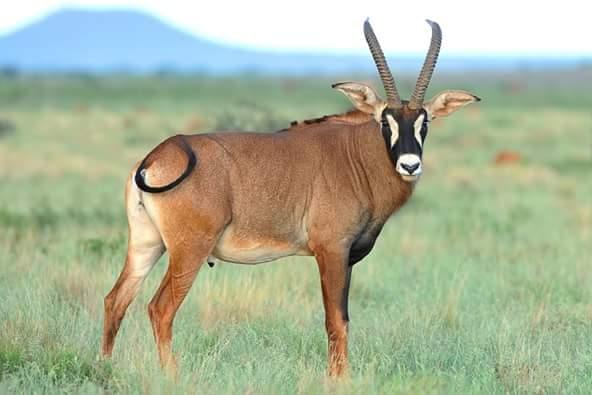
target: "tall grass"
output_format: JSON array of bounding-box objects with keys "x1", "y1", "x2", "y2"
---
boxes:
[{"x1": 0, "y1": 71, "x2": 591, "y2": 393}]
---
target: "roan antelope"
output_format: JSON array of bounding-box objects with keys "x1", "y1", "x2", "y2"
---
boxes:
[{"x1": 102, "y1": 19, "x2": 480, "y2": 377}]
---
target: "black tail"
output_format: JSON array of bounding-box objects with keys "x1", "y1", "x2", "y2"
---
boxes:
[{"x1": 134, "y1": 136, "x2": 197, "y2": 193}]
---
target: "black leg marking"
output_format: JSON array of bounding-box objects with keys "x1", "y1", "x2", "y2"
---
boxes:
[
  {"x1": 341, "y1": 265, "x2": 352, "y2": 322},
  {"x1": 349, "y1": 240, "x2": 376, "y2": 266}
]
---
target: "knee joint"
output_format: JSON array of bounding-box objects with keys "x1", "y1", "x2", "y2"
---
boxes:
[{"x1": 104, "y1": 293, "x2": 115, "y2": 312}]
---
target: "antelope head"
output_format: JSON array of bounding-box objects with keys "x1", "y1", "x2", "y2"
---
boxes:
[{"x1": 334, "y1": 20, "x2": 480, "y2": 182}]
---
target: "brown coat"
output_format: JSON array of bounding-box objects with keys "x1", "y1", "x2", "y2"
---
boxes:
[{"x1": 142, "y1": 112, "x2": 412, "y2": 266}]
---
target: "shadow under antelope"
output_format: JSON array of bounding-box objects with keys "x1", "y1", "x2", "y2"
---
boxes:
[{"x1": 102, "y1": 19, "x2": 480, "y2": 377}]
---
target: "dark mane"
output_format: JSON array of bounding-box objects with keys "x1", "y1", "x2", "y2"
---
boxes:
[{"x1": 277, "y1": 110, "x2": 372, "y2": 133}]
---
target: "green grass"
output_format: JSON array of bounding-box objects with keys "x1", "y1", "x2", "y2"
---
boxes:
[{"x1": 0, "y1": 70, "x2": 591, "y2": 394}]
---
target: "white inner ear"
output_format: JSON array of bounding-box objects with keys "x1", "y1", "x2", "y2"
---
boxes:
[
  {"x1": 386, "y1": 114, "x2": 399, "y2": 147},
  {"x1": 413, "y1": 114, "x2": 425, "y2": 148}
]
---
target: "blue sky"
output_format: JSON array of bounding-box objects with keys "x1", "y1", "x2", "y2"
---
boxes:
[{"x1": 1, "y1": 0, "x2": 589, "y2": 56}]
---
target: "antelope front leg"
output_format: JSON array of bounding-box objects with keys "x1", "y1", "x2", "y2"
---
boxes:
[{"x1": 314, "y1": 246, "x2": 353, "y2": 378}]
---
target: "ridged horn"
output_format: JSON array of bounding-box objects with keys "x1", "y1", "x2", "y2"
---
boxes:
[
  {"x1": 409, "y1": 19, "x2": 442, "y2": 109},
  {"x1": 363, "y1": 19, "x2": 402, "y2": 109}
]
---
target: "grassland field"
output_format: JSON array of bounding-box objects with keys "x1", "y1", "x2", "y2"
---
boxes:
[{"x1": 0, "y1": 69, "x2": 591, "y2": 394}]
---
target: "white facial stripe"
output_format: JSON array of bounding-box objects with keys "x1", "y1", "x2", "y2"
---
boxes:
[
  {"x1": 413, "y1": 114, "x2": 425, "y2": 148},
  {"x1": 386, "y1": 114, "x2": 399, "y2": 147}
]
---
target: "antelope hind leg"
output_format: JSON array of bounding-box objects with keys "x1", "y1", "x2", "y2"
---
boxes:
[
  {"x1": 147, "y1": 234, "x2": 219, "y2": 373},
  {"x1": 102, "y1": 180, "x2": 164, "y2": 358}
]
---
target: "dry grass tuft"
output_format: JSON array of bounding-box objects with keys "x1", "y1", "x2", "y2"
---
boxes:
[
  {"x1": 495, "y1": 362, "x2": 561, "y2": 394},
  {"x1": 51, "y1": 266, "x2": 102, "y2": 317}
]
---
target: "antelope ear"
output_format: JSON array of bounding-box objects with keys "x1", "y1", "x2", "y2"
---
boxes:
[
  {"x1": 424, "y1": 90, "x2": 481, "y2": 119},
  {"x1": 332, "y1": 82, "x2": 386, "y2": 121}
]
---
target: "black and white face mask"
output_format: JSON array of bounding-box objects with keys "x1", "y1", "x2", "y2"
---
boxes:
[{"x1": 381, "y1": 107, "x2": 429, "y2": 182}]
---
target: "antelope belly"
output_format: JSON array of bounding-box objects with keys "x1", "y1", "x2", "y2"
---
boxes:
[{"x1": 211, "y1": 230, "x2": 303, "y2": 264}]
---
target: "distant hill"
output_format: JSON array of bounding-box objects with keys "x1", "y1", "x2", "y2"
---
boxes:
[
  {"x1": 0, "y1": 8, "x2": 377, "y2": 73},
  {"x1": 0, "y1": 8, "x2": 588, "y2": 74}
]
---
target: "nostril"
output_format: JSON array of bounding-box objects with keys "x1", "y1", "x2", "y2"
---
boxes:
[{"x1": 401, "y1": 162, "x2": 420, "y2": 174}]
